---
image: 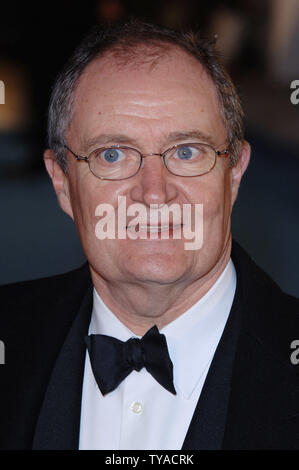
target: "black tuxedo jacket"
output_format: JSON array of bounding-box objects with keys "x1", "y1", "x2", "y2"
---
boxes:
[{"x1": 0, "y1": 241, "x2": 298, "y2": 450}]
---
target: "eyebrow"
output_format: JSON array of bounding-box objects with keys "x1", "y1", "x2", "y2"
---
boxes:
[
  {"x1": 82, "y1": 130, "x2": 217, "y2": 153},
  {"x1": 82, "y1": 134, "x2": 140, "y2": 152},
  {"x1": 166, "y1": 131, "x2": 216, "y2": 147}
]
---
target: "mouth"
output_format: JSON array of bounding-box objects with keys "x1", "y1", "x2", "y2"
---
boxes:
[{"x1": 126, "y1": 223, "x2": 183, "y2": 237}]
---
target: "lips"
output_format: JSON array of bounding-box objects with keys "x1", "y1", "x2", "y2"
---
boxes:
[{"x1": 126, "y1": 223, "x2": 182, "y2": 234}]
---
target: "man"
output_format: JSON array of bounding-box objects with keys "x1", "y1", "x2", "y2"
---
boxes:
[{"x1": 0, "y1": 20, "x2": 298, "y2": 450}]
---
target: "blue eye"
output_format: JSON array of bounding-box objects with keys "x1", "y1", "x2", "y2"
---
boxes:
[
  {"x1": 176, "y1": 146, "x2": 193, "y2": 160},
  {"x1": 102, "y1": 148, "x2": 122, "y2": 163}
]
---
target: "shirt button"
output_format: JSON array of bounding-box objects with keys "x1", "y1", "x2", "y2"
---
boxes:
[{"x1": 131, "y1": 401, "x2": 143, "y2": 414}]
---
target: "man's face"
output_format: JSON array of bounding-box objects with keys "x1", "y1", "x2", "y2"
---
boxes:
[{"x1": 49, "y1": 47, "x2": 248, "y2": 287}]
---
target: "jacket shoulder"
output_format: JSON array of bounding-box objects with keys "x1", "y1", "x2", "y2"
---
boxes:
[
  {"x1": 0, "y1": 263, "x2": 91, "y2": 319},
  {"x1": 0, "y1": 263, "x2": 92, "y2": 353},
  {"x1": 232, "y1": 240, "x2": 299, "y2": 361},
  {"x1": 0, "y1": 263, "x2": 92, "y2": 449}
]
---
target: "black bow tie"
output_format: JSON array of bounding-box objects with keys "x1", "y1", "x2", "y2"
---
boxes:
[{"x1": 85, "y1": 325, "x2": 176, "y2": 395}]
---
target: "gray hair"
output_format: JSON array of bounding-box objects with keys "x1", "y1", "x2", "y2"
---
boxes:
[{"x1": 47, "y1": 19, "x2": 244, "y2": 173}]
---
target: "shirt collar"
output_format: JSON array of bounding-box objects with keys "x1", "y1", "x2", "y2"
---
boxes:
[{"x1": 90, "y1": 259, "x2": 236, "y2": 400}]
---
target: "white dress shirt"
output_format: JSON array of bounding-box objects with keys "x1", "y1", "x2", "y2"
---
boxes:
[{"x1": 79, "y1": 259, "x2": 236, "y2": 450}]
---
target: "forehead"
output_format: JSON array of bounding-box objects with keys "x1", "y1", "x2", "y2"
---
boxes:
[{"x1": 69, "y1": 46, "x2": 226, "y2": 148}]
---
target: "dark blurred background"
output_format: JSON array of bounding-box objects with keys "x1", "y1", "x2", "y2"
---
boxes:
[{"x1": 0, "y1": 0, "x2": 298, "y2": 296}]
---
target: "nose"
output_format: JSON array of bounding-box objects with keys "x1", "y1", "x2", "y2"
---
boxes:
[{"x1": 129, "y1": 154, "x2": 177, "y2": 207}]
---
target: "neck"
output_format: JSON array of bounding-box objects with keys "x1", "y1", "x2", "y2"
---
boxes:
[{"x1": 90, "y1": 236, "x2": 232, "y2": 336}]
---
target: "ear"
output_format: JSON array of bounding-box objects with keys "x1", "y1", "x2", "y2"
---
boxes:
[
  {"x1": 44, "y1": 149, "x2": 74, "y2": 220},
  {"x1": 230, "y1": 140, "x2": 251, "y2": 206}
]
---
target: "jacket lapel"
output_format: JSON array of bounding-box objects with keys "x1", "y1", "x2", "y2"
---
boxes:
[
  {"x1": 183, "y1": 241, "x2": 299, "y2": 450},
  {"x1": 222, "y1": 242, "x2": 299, "y2": 449},
  {"x1": 182, "y1": 273, "x2": 243, "y2": 449},
  {"x1": 32, "y1": 285, "x2": 93, "y2": 450},
  {"x1": 223, "y1": 318, "x2": 299, "y2": 449}
]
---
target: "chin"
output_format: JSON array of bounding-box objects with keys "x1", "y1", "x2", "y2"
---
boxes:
[{"x1": 123, "y1": 252, "x2": 189, "y2": 285}]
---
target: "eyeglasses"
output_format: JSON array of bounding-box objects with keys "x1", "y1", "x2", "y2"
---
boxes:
[{"x1": 64, "y1": 142, "x2": 230, "y2": 180}]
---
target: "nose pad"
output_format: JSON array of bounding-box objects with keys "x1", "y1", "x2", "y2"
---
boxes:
[{"x1": 140, "y1": 153, "x2": 164, "y2": 170}]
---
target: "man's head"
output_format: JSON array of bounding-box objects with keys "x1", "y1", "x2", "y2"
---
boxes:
[
  {"x1": 47, "y1": 20, "x2": 245, "y2": 173},
  {"x1": 44, "y1": 20, "x2": 250, "y2": 301}
]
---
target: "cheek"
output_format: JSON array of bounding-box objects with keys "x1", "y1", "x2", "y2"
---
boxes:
[
  {"x1": 206, "y1": 176, "x2": 232, "y2": 238},
  {"x1": 70, "y1": 188, "x2": 94, "y2": 233},
  {"x1": 68, "y1": 175, "x2": 131, "y2": 249},
  {"x1": 185, "y1": 173, "x2": 231, "y2": 235},
  {"x1": 186, "y1": 178, "x2": 225, "y2": 216},
  {"x1": 68, "y1": 177, "x2": 107, "y2": 238}
]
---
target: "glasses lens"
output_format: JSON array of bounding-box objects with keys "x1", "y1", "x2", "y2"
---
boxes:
[
  {"x1": 164, "y1": 143, "x2": 216, "y2": 176},
  {"x1": 89, "y1": 147, "x2": 141, "y2": 180}
]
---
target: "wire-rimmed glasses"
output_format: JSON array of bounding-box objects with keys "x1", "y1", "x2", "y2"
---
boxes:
[{"x1": 64, "y1": 142, "x2": 230, "y2": 180}]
